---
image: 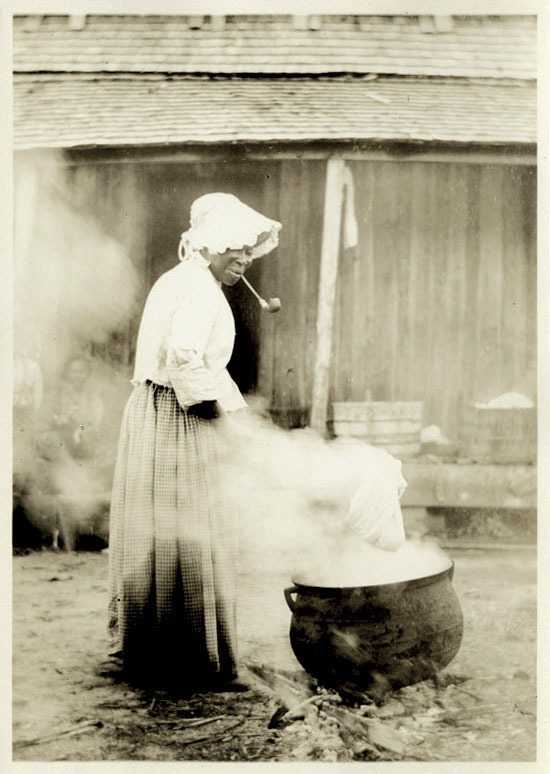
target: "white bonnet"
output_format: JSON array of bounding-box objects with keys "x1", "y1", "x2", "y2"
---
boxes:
[{"x1": 179, "y1": 192, "x2": 282, "y2": 262}]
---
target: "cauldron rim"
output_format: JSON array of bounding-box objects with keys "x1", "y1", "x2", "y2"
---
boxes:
[{"x1": 291, "y1": 559, "x2": 454, "y2": 593}]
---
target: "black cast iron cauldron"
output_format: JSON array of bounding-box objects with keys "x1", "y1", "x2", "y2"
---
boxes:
[{"x1": 284, "y1": 561, "x2": 463, "y2": 697}]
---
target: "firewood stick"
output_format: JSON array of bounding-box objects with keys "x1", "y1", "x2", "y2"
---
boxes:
[
  {"x1": 174, "y1": 718, "x2": 244, "y2": 748},
  {"x1": 281, "y1": 694, "x2": 322, "y2": 720},
  {"x1": 14, "y1": 720, "x2": 103, "y2": 749},
  {"x1": 423, "y1": 702, "x2": 509, "y2": 717},
  {"x1": 244, "y1": 664, "x2": 309, "y2": 700},
  {"x1": 154, "y1": 714, "x2": 228, "y2": 728},
  {"x1": 180, "y1": 714, "x2": 228, "y2": 728},
  {"x1": 325, "y1": 704, "x2": 372, "y2": 728},
  {"x1": 454, "y1": 686, "x2": 483, "y2": 702}
]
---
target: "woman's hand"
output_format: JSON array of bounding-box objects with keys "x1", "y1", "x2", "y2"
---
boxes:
[{"x1": 187, "y1": 401, "x2": 219, "y2": 420}]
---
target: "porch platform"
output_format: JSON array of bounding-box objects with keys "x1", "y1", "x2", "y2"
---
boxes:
[{"x1": 400, "y1": 461, "x2": 536, "y2": 509}]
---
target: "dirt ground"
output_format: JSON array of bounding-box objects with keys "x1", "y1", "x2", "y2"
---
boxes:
[{"x1": 12, "y1": 544, "x2": 537, "y2": 762}]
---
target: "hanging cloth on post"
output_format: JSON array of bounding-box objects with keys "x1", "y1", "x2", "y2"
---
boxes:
[{"x1": 342, "y1": 164, "x2": 359, "y2": 250}]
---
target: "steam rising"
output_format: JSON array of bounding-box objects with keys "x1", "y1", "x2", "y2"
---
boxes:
[
  {"x1": 216, "y1": 409, "x2": 450, "y2": 587},
  {"x1": 13, "y1": 151, "x2": 140, "y2": 543},
  {"x1": 15, "y1": 152, "x2": 139, "y2": 362}
]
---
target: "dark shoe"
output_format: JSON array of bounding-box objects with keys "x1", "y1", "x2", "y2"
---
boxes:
[{"x1": 96, "y1": 654, "x2": 125, "y2": 679}]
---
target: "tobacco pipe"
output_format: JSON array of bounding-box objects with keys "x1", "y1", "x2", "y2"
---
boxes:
[{"x1": 241, "y1": 276, "x2": 281, "y2": 313}]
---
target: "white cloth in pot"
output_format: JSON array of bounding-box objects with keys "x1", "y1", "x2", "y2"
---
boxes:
[{"x1": 344, "y1": 450, "x2": 407, "y2": 551}]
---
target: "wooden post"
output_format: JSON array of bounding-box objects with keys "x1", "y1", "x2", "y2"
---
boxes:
[{"x1": 310, "y1": 156, "x2": 346, "y2": 434}]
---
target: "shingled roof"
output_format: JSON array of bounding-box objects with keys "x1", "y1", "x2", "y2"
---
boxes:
[
  {"x1": 14, "y1": 74, "x2": 536, "y2": 150},
  {"x1": 13, "y1": 14, "x2": 537, "y2": 149},
  {"x1": 14, "y1": 14, "x2": 536, "y2": 80}
]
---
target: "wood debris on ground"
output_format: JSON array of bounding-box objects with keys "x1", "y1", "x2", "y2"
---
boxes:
[
  {"x1": 240, "y1": 662, "x2": 532, "y2": 762},
  {"x1": 13, "y1": 720, "x2": 104, "y2": 749}
]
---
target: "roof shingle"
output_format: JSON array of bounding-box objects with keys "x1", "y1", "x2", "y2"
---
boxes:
[
  {"x1": 13, "y1": 14, "x2": 536, "y2": 80},
  {"x1": 13, "y1": 75, "x2": 536, "y2": 149}
]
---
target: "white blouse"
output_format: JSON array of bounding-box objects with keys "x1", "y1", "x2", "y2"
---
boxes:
[{"x1": 132, "y1": 256, "x2": 247, "y2": 412}]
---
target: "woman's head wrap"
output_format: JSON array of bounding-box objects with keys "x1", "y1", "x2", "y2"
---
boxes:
[{"x1": 178, "y1": 193, "x2": 282, "y2": 262}]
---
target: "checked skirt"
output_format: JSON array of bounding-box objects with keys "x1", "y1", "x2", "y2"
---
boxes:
[{"x1": 107, "y1": 381, "x2": 238, "y2": 684}]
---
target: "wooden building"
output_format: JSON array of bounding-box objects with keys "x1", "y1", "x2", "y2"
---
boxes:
[{"x1": 14, "y1": 14, "x2": 537, "y2": 510}]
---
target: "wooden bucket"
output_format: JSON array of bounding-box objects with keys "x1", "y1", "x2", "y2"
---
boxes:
[
  {"x1": 331, "y1": 401, "x2": 423, "y2": 458},
  {"x1": 461, "y1": 404, "x2": 536, "y2": 464}
]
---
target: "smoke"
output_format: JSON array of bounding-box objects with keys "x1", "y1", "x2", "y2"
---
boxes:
[
  {"x1": 13, "y1": 150, "x2": 140, "y2": 545},
  {"x1": 14, "y1": 151, "x2": 140, "y2": 361},
  {"x1": 216, "y1": 410, "x2": 450, "y2": 586},
  {"x1": 215, "y1": 410, "x2": 452, "y2": 701}
]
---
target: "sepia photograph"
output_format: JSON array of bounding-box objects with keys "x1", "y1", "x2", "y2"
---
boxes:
[{"x1": 6, "y1": 2, "x2": 546, "y2": 766}]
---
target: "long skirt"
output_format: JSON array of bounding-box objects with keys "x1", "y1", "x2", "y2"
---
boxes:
[{"x1": 107, "y1": 381, "x2": 238, "y2": 685}]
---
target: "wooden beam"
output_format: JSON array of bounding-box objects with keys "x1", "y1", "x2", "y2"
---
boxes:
[
  {"x1": 400, "y1": 463, "x2": 536, "y2": 509},
  {"x1": 43, "y1": 143, "x2": 536, "y2": 168},
  {"x1": 310, "y1": 156, "x2": 346, "y2": 435},
  {"x1": 68, "y1": 15, "x2": 86, "y2": 30}
]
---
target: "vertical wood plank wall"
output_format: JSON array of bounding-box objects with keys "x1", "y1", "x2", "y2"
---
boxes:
[
  {"x1": 17, "y1": 152, "x2": 534, "y2": 441},
  {"x1": 260, "y1": 159, "x2": 325, "y2": 425},
  {"x1": 330, "y1": 161, "x2": 537, "y2": 441},
  {"x1": 132, "y1": 155, "x2": 535, "y2": 437},
  {"x1": 57, "y1": 156, "x2": 534, "y2": 442}
]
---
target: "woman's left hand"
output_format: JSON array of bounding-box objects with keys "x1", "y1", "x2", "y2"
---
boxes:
[{"x1": 187, "y1": 400, "x2": 220, "y2": 420}]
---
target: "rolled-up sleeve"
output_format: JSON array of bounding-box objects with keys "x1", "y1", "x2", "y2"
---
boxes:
[
  {"x1": 165, "y1": 283, "x2": 221, "y2": 408},
  {"x1": 216, "y1": 369, "x2": 248, "y2": 412}
]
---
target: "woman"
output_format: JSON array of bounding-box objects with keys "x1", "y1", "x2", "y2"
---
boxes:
[{"x1": 106, "y1": 193, "x2": 281, "y2": 691}]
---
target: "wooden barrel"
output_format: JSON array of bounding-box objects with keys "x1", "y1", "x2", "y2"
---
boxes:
[
  {"x1": 331, "y1": 401, "x2": 423, "y2": 458},
  {"x1": 461, "y1": 404, "x2": 536, "y2": 464}
]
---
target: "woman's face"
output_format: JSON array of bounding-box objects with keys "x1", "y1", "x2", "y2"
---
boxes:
[{"x1": 208, "y1": 247, "x2": 254, "y2": 286}]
